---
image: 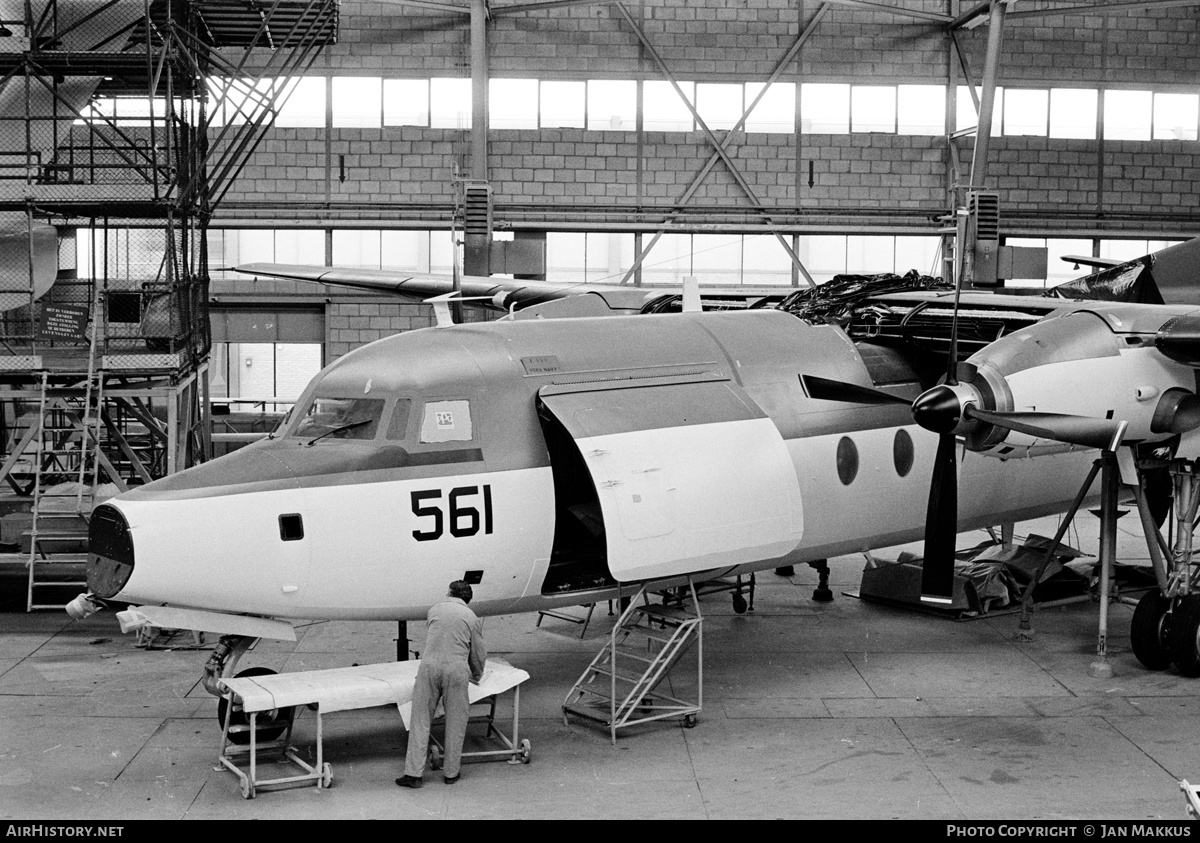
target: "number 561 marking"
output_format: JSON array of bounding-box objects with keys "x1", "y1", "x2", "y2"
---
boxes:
[{"x1": 411, "y1": 485, "x2": 494, "y2": 541}]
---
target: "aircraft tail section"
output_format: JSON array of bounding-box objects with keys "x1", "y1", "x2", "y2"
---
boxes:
[{"x1": 1048, "y1": 238, "x2": 1200, "y2": 306}]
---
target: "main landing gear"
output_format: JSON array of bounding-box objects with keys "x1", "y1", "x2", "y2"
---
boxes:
[{"x1": 1129, "y1": 460, "x2": 1200, "y2": 676}]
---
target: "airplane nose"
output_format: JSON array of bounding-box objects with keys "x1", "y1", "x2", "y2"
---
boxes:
[{"x1": 87, "y1": 503, "x2": 134, "y2": 599}]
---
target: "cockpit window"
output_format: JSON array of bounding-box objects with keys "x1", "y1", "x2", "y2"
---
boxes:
[
  {"x1": 291, "y1": 396, "x2": 384, "y2": 442},
  {"x1": 387, "y1": 398, "x2": 413, "y2": 441},
  {"x1": 419, "y1": 400, "x2": 473, "y2": 443}
]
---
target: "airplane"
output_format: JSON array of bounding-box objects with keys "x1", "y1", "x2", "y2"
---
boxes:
[{"x1": 69, "y1": 236, "x2": 1200, "y2": 737}]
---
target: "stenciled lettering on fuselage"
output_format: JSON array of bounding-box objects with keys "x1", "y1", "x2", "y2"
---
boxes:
[{"x1": 409, "y1": 484, "x2": 495, "y2": 541}]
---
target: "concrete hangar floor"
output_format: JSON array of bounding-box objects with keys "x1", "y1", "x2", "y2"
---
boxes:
[{"x1": 1, "y1": 514, "x2": 1198, "y2": 821}]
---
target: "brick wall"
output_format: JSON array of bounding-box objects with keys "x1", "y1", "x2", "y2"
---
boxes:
[
  {"x1": 217, "y1": 0, "x2": 1200, "y2": 235},
  {"x1": 326, "y1": 300, "x2": 436, "y2": 360}
]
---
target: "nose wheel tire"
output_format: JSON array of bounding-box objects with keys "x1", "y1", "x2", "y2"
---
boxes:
[
  {"x1": 217, "y1": 666, "x2": 296, "y2": 745},
  {"x1": 1131, "y1": 591, "x2": 1174, "y2": 671}
]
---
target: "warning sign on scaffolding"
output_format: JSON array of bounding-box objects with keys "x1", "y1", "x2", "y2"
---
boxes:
[{"x1": 37, "y1": 304, "x2": 89, "y2": 343}]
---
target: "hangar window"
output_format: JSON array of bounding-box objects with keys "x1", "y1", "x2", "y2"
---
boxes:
[
  {"x1": 644, "y1": 80, "x2": 695, "y2": 132},
  {"x1": 744, "y1": 82, "x2": 794, "y2": 133},
  {"x1": 1099, "y1": 239, "x2": 1184, "y2": 262},
  {"x1": 207, "y1": 78, "x2": 275, "y2": 126},
  {"x1": 208, "y1": 340, "x2": 322, "y2": 414},
  {"x1": 850, "y1": 86, "x2": 896, "y2": 133},
  {"x1": 587, "y1": 80, "x2": 635, "y2": 130},
  {"x1": 275, "y1": 77, "x2": 326, "y2": 128},
  {"x1": 431, "y1": 78, "x2": 473, "y2": 128},
  {"x1": 800, "y1": 83, "x2": 849, "y2": 134},
  {"x1": 384, "y1": 79, "x2": 430, "y2": 127},
  {"x1": 1104, "y1": 89, "x2": 1152, "y2": 140},
  {"x1": 897, "y1": 85, "x2": 944, "y2": 135},
  {"x1": 1049, "y1": 88, "x2": 1097, "y2": 139},
  {"x1": 1153, "y1": 92, "x2": 1198, "y2": 141},
  {"x1": 955, "y1": 85, "x2": 1003, "y2": 136},
  {"x1": 696, "y1": 83, "x2": 743, "y2": 131},
  {"x1": 210, "y1": 228, "x2": 325, "y2": 267},
  {"x1": 491, "y1": 78, "x2": 539, "y2": 129},
  {"x1": 541, "y1": 81, "x2": 586, "y2": 128},
  {"x1": 546, "y1": 232, "x2": 635, "y2": 283},
  {"x1": 1003, "y1": 238, "x2": 1094, "y2": 289},
  {"x1": 1002, "y1": 89, "x2": 1048, "y2": 137},
  {"x1": 333, "y1": 77, "x2": 382, "y2": 128}
]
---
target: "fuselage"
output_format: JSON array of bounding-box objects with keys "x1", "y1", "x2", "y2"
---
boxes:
[{"x1": 86, "y1": 305, "x2": 1198, "y2": 622}]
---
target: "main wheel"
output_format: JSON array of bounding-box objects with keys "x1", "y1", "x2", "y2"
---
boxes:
[
  {"x1": 1169, "y1": 595, "x2": 1200, "y2": 677},
  {"x1": 216, "y1": 666, "x2": 295, "y2": 745},
  {"x1": 1131, "y1": 591, "x2": 1174, "y2": 670}
]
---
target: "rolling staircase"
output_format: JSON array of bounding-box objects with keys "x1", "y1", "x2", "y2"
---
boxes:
[{"x1": 562, "y1": 581, "x2": 703, "y2": 743}]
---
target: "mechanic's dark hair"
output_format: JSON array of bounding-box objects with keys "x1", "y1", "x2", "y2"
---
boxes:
[{"x1": 449, "y1": 580, "x2": 473, "y2": 603}]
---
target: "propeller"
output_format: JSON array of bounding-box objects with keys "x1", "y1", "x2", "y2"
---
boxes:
[
  {"x1": 802, "y1": 363, "x2": 1127, "y2": 605},
  {"x1": 912, "y1": 383, "x2": 1126, "y2": 451}
]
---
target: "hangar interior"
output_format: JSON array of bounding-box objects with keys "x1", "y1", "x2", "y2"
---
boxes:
[
  {"x1": 0, "y1": 0, "x2": 1195, "y2": 488},
  {"x1": 5, "y1": 0, "x2": 1200, "y2": 821}
]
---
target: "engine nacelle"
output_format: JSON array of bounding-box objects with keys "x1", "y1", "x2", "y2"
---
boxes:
[{"x1": 921, "y1": 306, "x2": 1200, "y2": 457}]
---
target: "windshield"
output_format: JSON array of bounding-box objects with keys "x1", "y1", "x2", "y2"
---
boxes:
[{"x1": 290, "y1": 396, "x2": 384, "y2": 442}]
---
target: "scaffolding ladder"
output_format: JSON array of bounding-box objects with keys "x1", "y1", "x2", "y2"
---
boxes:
[
  {"x1": 562, "y1": 581, "x2": 702, "y2": 744},
  {"x1": 24, "y1": 369, "x2": 115, "y2": 610}
]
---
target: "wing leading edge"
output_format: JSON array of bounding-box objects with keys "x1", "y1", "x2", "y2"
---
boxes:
[{"x1": 235, "y1": 263, "x2": 663, "y2": 315}]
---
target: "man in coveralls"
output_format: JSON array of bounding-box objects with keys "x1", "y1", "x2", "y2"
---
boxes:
[{"x1": 396, "y1": 580, "x2": 487, "y2": 787}]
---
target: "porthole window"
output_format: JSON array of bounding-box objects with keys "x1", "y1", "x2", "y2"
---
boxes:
[
  {"x1": 893, "y1": 429, "x2": 915, "y2": 477},
  {"x1": 836, "y1": 436, "x2": 859, "y2": 486}
]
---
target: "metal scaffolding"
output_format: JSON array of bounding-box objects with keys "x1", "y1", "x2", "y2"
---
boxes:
[{"x1": 0, "y1": 1, "x2": 337, "y2": 606}]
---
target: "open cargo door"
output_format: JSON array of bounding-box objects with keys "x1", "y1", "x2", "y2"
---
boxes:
[{"x1": 538, "y1": 373, "x2": 803, "y2": 583}]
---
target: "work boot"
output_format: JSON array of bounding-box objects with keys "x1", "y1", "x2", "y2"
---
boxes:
[{"x1": 395, "y1": 775, "x2": 423, "y2": 788}]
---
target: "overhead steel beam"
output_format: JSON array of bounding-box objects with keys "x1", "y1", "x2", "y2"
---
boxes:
[
  {"x1": 967, "y1": 0, "x2": 1007, "y2": 191},
  {"x1": 373, "y1": 0, "x2": 470, "y2": 14},
  {"x1": 1005, "y1": 0, "x2": 1200, "y2": 20},
  {"x1": 614, "y1": 2, "x2": 815, "y2": 287},
  {"x1": 808, "y1": 0, "x2": 951, "y2": 23},
  {"x1": 949, "y1": 0, "x2": 993, "y2": 30},
  {"x1": 619, "y1": 4, "x2": 829, "y2": 287},
  {"x1": 493, "y1": 0, "x2": 614, "y2": 14},
  {"x1": 471, "y1": 0, "x2": 488, "y2": 181}
]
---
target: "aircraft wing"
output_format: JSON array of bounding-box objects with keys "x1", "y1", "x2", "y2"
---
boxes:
[
  {"x1": 234, "y1": 263, "x2": 799, "y2": 317},
  {"x1": 1060, "y1": 254, "x2": 1123, "y2": 270},
  {"x1": 236, "y1": 263, "x2": 667, "y2": 315}
]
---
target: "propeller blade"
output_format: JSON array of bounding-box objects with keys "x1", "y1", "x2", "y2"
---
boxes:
[
  {"x1": 965, "y1": 407, "x2": 1124, "y2": 451},
  {"x1": 800, "y1": 375, "x2": 911, "y2": 406},
  {"x1": 920, "y1": 432, "x2": 959, "y2": 604}
]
